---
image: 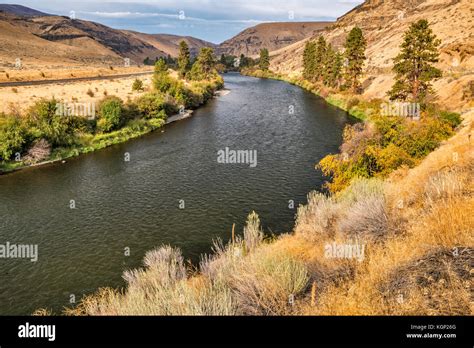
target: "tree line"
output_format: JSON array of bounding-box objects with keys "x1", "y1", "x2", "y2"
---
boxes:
[{"x1": 303, "y1": 19, "x2": 442, "y2": 105}]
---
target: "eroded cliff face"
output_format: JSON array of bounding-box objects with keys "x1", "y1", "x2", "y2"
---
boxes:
[{"x1": 218, "y1": 22, "x2": 330, "y2": 57}]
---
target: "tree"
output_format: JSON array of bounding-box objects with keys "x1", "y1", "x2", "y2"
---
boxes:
[
  {"x1": 259, "y1": 48, "x2": 270, "y2": 71},
  {"x1": 0, "y1": 115, "x2": 26, "y2": 161},
  {"x1": 303, "y1": 40, "x2": 316, "y2": 80},
  {"x1": 344, "y1": 26, "x2": 366, "y2": 92},
  {"x1": 153, "y1": 58, "x2": 173, "y2": 92},
  {"x1": 388, "y1": 19, "x2": 442, "y2": 104},
  {"x1": 323, "y1": 44, "x2": 343, "y2": 88},
  {"x1": 177, "y1": 40, "x2": 191, "y2": 78},
  {"x1": 314, "y1": 36, "x2": 327, "y2": 81},
  {"x1": 188, "y1": 47, "x2": 216, "y2": 80},
  {"x1": 28, "y1": 99, "x2": 75, "y2": 146},
  {"x1": 143, "y1": 57, "x2": 150, "y2": 66},
  {"x1": 97, "y1": 96, "x2": 124, "y2": 132}
]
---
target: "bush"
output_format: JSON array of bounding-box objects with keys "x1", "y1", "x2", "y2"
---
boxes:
[
  {"x1": 136, "y1": 93, "x2": 167, "y2": 120},
  {"x1": 319, "y1": 113, "x2": 456, "y2": 192},
  {"x1": 0, "y1": 114, "x2": 26, "y2": 161},
  {"x1": 27, "y1": 99, "x2": 75, "y2": 147},
  {"x1": 438, "y1": 111, "x2": 462, "y2": 128},
  {"x1": 97, "y1": 96, "x2": 124, "y2": 133},
  {"x1": 132, "y1": 79, "x2": 144, "y2": 92},
  {"x1": 346, "y1": 97, "x2": 360, "y2": 110}
]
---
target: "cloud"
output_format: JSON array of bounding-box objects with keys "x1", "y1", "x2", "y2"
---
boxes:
[{"x1": 0, "y1": 0, "x2": 362, "y2": 42}]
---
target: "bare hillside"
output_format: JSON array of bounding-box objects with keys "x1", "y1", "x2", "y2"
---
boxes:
[
  {"x1": 270, "y1": 0, "x2": 474, "y2": 111},
  {"x1": 219, "y1": 22, "x2": 330, "y2": 57}
]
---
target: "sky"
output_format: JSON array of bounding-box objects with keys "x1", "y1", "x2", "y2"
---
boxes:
[{"x1": 0, "y1": 0, "x2": 364, "y2": 43}]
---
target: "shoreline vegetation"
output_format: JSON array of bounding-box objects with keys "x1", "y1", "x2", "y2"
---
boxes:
[
  {"x1": 0, "y1": 45, "x2": 224, "y2": 175},
  {"x1": 38, "y1": 19, "x2": 473, "y2": 316}
]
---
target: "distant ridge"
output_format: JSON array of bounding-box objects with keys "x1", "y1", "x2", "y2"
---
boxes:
[{"x1": 0, "y1": 4, "x2": 51, "y2": 17}]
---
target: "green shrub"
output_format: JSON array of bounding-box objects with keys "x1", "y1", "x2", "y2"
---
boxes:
[
  {"x1": 27, "y1": 99, "x2": 75, "y2": 146},
  {"x1": 136, "y1": 93, "x2": 167, "y2": 120},
  {"x1": 0, "y1": 115, "x2": 26, "y2": 161},
  {"x1": 97, "y1": 96, "x2": 124, "y2": 133},
  {"x1": 132, "y1": 78, "x2": 144, "y2": 92},
  {"x1": 438, "y1": 111, "x2": 462, "y2": 128}
]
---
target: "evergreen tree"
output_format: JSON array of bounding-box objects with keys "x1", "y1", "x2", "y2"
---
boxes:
[
  {"x1": 323, "y1": 44, "x2": 343, "y2": 88},
  {"x1": 259, "y1": 48, "x2": 270, "y2": 71},
  {"x1": 303, "y1": 40, "x2": 316, "y2": 80},
  {"x1": 153, "y1": 58, "x2": 172, "y2": 92},
  {"x1": 177, "y1": 40, "x2": 191, "y2": 78},
  {"x1": 388, "y1": 19, "x2": 442, "y2": 103},
  {"x1": 314, "y1": 36, "x2": 327, "y2": 81},
  {"x1": 344, "y1": 26, "x2": 366, "y2": 92},
  {"x1": 143, "y1": 57, "x2": 150, "y2": 65},
  {"x1": 188, "y1": 47, "x2": 216, "y2": 80}
]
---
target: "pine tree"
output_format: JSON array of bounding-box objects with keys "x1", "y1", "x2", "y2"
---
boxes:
[
  {"x1": 323, "y1": 44, "x2": 343, "y2": 88},
  {"x1": 153, "y1": 58, "x2": 172, "y2": 92},
  {"x1": 259, "y1": 48, "x2": 270, "y2": 71},
  {"x1": 303, "y1": 40, "x2": 316, "y2": 80},
  {"x1": 177, "y1": 40, "x2": 191, "y2": 79},
  {"x1": 344, "y1": 27, "x2": 366, "y2": 92},
  {"x1": 188, "y1": 47, "x2": 216, "y2": 80},
  {"x1": 388, "y1": 19, "x2": 442, "y2": 103},
  {"x1": 314, "y1": 36, "x2": 327, "y2": 82}
]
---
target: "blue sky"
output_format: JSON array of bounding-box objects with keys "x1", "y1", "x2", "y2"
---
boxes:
[{"x1": 0, "y1": 0, "x2": 364, "y2": 43}]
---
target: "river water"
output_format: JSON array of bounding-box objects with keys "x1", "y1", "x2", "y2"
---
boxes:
[{"x1": 0, "y1": 73, "x2": 355, "y2": 314}]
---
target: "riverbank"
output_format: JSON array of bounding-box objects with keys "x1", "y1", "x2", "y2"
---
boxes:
[{"x1": 0, "y1": 76, "x2": 225, "y2": 175}]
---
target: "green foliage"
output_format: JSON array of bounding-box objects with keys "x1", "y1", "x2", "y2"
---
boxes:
[
  {"x1": 314, "y1": 36, "x2": 327, "y2": 81},
  {"x1": 0, "y1": 115, "x2": 26, "y2": 161},
  {"x1": 319, "y1": 112, "x2": 457, "y2": 193},
  {"x1": 323, "y1": 44, "x2": 343, "y2": 88},
  {"x1": 259, "y1": 48, "x2": 270, "y2": 71},
  {"x1": 239, "y1": 54, "x2": 255, "y2": 69},
  {"x1": 177, "y1": 40, "x2": 191, "y2": 78},
  {"x1": 135, "y1": 93, "x2": 167, "y2": 120},
  {"x1": 97, "y1": 96, "x2": 124, "y2": 133},
  {"x1": 344, "y1": 26, "x2": 366, "y2": 92},
  {"x1": 188, "y1": 47, "x2": 217, "y2": 81},
  {"x1": 303, "y1": 40, "x2": 316, "y2": 81},
  {"x1": 153, "y1": 58, "x2": 174, "y2": 93},
  {"x1": 132, "y1": 78, "x2": 144, "y2": 92},
  {"x1": 27, "y1": 99, "x2": 75, "y2": 146},
  {"x1": 388, "y1": 19, "x2": 442, "y2": 104},
  {"x1": 438, "y1": 111, "x2": 462, "y2": 128}
]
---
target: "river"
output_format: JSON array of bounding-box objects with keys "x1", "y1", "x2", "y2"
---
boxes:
[{"x1": 0, "y1": 73, "x2": 355, "y2": 314}]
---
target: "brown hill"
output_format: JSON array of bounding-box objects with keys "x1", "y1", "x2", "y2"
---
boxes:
[
  {"x1": 0, "y1": 10, "x2": 215, "y2": 71},
  {"x1": 270, "y1": 0, "x2": 474, "y2": 111},
  {"x1": 0, "y1": 4, "x2": 50, "y2": 17},
  {"x1": 124, "y1": 32, "x2": 216, "y2": 58},
  {"x1": 218, "y1": 22, "x2": 330, "y2": 57}
]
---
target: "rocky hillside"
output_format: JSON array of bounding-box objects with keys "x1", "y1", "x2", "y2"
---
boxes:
[
  {"x1": 270, "y1": 0, "x2": 474, "y2": 112},
  {"x1": 0, "y1": 9, "x2": 214, "y2": 70},
  {"x1": 125, "y1": 32, "x2": 216, "y2": 58},
  {"x1": 219, "y1": 22, "x2": 330, "y2": 57}
]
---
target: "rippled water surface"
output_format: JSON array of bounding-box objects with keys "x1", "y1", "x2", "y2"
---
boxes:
[{"x1": 0, "y1": 73, "x2": 355, "y2": 314}]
